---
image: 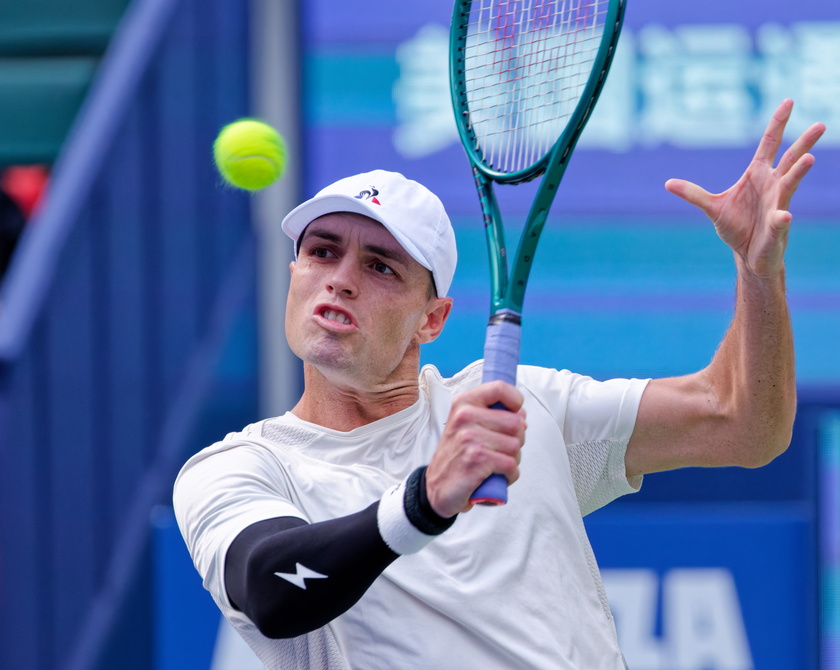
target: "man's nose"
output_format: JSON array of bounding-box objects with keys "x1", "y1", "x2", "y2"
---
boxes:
[{"x1": 326, "y1": 257, "x2": 360, "y2": 297}]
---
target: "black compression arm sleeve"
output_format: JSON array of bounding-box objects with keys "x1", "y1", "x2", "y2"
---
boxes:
[{"x1": 224, "y1": 502, "x2": 398, "y2": 639}]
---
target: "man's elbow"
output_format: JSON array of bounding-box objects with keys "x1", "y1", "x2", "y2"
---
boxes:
[
  {"x1": 726, "y1": 390, "x2": 796, "y2": 468},
  {"x1": 734, "y1": 422, "x2": 794, "y2": 469}
]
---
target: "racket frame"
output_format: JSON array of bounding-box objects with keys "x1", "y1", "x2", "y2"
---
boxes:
[{"x1": 450, "y1": 0, "x2": 627, "y2": 315}]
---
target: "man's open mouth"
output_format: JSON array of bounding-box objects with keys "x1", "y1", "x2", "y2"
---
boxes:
[{"x1": 321, "y1": 308, "x2": 352, "y2": 325}]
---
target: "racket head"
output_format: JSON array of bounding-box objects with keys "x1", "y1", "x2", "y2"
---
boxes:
[{"x1": 450, "y1": 0, "x2": 626, "y2": 185}]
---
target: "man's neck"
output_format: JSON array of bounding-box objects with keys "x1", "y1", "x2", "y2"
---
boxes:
[{"x1": 291, "y1": 364, "x2": 421, "y2": 431}]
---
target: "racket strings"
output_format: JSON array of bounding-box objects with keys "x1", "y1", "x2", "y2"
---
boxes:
[{"x1": 460, "y1": 0, "x2": 607, "y2": 174}]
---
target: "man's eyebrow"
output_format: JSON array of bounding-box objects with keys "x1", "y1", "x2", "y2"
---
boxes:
[
  {"x1": 362, "y1": 243, "x2": 410, "y2": 267},
  {"x1": 303, "y1": 228, "x2": 342, "y2": 245},
  {"x1": 302, "y1": 226, "x2": 410, "y2": 267}
]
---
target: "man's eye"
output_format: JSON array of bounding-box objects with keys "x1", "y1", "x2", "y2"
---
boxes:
[
  {"x1": 312, "y1": 247, "x2": 330, "y2": 258},
  {"x1": 372, "y1": 261, "x2": 394, "y2": 275}
]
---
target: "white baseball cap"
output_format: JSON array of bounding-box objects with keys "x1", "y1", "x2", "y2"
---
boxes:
[{"x1": 281, "y1": 170, "x2": 458, "y2": 297}]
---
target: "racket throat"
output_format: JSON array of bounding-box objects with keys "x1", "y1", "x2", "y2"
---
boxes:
[{"x1": 488, "y1": 311, "x2": 521, "y2": 327}]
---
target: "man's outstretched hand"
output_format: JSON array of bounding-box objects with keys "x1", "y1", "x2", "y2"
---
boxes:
[{"x1": 664, "y1": 99, "x2": 826, "y2": 278}]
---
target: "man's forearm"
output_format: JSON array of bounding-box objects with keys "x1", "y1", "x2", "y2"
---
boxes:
[{"x1": 706, "y1": 255, "x2": 796, "y2": 466}]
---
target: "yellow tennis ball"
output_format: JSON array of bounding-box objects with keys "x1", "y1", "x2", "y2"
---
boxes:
[{"x1": 213, "y1": 119, "x2": 286, "y2": 191}]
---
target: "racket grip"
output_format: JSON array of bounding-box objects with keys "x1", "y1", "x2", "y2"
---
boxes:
[{"x1": 470, "y1": 311, "x2": 522, "y2": 506}]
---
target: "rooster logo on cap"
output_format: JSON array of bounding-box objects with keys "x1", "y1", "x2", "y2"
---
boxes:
[{"x1": 354, "y1": 187, "x2": 381, "y2": 205}]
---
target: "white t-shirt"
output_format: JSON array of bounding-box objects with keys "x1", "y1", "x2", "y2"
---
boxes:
[{"x1": 174, "y1": 361, "x2": 649, "y2": 669}]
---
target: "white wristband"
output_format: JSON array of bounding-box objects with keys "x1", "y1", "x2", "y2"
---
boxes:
[{"x1": 377, "y1": 478, "x2": 435, "y2": 555}]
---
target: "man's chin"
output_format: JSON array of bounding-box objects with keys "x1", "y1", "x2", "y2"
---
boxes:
[{"x1": 303, "y1": 350, "x2": 363, "y2": 380}]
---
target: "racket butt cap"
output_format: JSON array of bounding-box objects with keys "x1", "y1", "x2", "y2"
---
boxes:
[
  {"x1": 469, "y1": 473, "x2": 508, "y2": 506},
  {"x1": 470, "y1": 496, "x2": 507, "y2": 507}
]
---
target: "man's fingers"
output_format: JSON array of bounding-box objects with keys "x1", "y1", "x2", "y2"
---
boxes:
[
  {"x1": 471, "y1": 433, "x2": 521, "y2": 483},
  {"x1": 778, "y1": 152, "x2": 817, "y2": 211},
  {"x1": 463, "y1": 380, "x2": 525, "y2": 413},
  {"x1": 449, "y1": 397, "x2": 527, "y2": 443},
  {"x1": 753, "y1": 98, "x2": 794, "y2": 165},
  {"x1": 450, "y1": 384, "x2": 527, "y2": 472},
  {"x1": 775, "y1": 122, "x2": 826, "y2": 176},
  {"x1": 769, "y1": 209, "x2": 793, "y2": 234},
  {"x1": 471, "y1": 423, "x2": 525, "y2": 457}
]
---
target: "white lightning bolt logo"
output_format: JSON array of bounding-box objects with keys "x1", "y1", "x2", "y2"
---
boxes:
[{"x1": 274, "y1": 563, "x2": 328, "y2": 590}]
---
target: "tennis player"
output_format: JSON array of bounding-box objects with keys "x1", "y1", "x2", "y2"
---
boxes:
[{"x1": 174, "y1": 100, "x2": 824, "y2": 669}]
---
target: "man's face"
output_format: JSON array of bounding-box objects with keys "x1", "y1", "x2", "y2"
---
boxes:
[{"x1": 285, "y1": 212, "x2": 449, "y2": 389}]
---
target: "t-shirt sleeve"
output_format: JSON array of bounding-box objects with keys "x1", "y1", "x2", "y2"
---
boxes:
[
  {"x1": 173, "y1": 437, "x2": 307, "y2": 611},
  {"x1": 564, "y1": 373, "x2": 650, "y2": 515},
  {"x1": 518, "y1": 366, "x2": 650, "y2": 516}
]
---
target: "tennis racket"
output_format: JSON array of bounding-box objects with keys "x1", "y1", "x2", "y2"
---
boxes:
[{"x1": 450, "y1": 0, "x2": 626, "y2": 505}]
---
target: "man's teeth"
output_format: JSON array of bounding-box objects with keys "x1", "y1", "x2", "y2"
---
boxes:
[{"x1": 324, "y1": 309, "x2": 350, "y2": 325}]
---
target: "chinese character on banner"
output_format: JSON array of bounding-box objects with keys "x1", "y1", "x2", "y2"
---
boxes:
[
  {"x1": 392, "y1": 24, "x2": 457, "y2": 159},
  {"x1": 578, "y1": 32, "x2": 636, "y2": 152},
  {"x1": 796, "y1": 23, "x2": 840, "y2": 137},
  {"x1": 637, "y1": 24, "x2": 753, "y2": 148},
  {"x1": 758, "y1": 22, "x2": 840, "y2": 142}
]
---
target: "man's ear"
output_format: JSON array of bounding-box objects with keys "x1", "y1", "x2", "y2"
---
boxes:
[{"x1": 415, "y1": 297, "x2": 453, "y2": 345}]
